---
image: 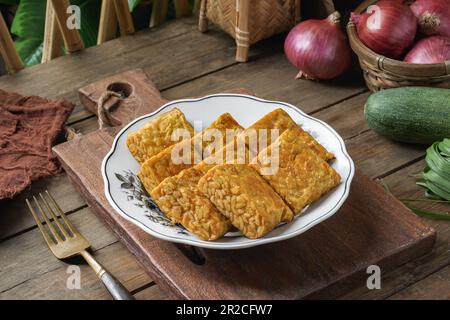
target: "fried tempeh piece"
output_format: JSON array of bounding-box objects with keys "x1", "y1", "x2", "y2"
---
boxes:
[
  {"x1": 151, "y1": 138, "x2": 252, "y2": 241},
  {"x1": 198, "y1": 164, "x2": 294, "y2": 239},
  {"x1": 251, "y1": 128, "x2": 341, "y2": 214},
  {"x1": 151, "y1": 167, "x2": 231, "y2": 240},
  {"x1": 241, "y1": 108, "x2": 334, "y2": 161},
  {"x1": 127, "y1": 108, "x2": 194, "y2": 164},
  {"x1": 139, "y1": 113, "x2": 243, "y2": 193}
]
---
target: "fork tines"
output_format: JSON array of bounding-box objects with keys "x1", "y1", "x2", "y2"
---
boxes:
[{"x1": 26, "y1": 191, "x2": 77, "y2": 245}]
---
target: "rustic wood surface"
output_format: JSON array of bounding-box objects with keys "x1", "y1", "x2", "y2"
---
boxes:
[
  {"x1": 0, "y1": 18, "x2": 448, "y2": 300},
  {"x1": 52, "y1": 69, "x2": 435, "y2": 299}
]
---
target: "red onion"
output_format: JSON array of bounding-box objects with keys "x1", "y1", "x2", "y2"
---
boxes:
[
  {"x1": 351, "y1": 1, "x2": 417, "y2": 59},
  {"x1": 284, "y1": 11, "x2": 351, "y2": 80},
  {"x1": 404, "y1": 36, "x2": 450, "y2": 63},
  {"x1": 410, "y1": 0, "x2": 450, "y2": 38}
]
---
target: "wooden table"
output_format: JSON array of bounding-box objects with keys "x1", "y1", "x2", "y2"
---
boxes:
[{"x1": 0, "y1": 18, "x2": 448, "y2": 300}]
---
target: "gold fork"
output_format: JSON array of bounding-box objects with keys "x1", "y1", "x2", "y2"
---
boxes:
[{"x1": 26, "y1": 190, "x2": 135, "y2": 300}]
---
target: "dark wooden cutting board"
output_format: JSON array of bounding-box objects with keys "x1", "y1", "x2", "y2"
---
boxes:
[{"x1": 53, "y1": 69, "x2": 436, "y2": 299}]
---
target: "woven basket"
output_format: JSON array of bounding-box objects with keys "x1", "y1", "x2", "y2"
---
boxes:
[
  {"x1": 347, "y1": 0, "x2": 450, "y2": 92},
  {"x1": 199, "y1": 0, "x2": 301, "y2": 62}
]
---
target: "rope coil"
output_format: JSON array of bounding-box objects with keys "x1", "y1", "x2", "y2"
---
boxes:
[{"x1": 97, "y1": 91, "x2": 123, "y2": 129}]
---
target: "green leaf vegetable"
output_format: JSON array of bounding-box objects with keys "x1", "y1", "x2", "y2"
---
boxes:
[
  {"x1": 419, "y1": 139, "x2": 450, "y2": 201},
  {"x1": 0, "y1": 0, "x2": 20, "y2": 5},
  {"x1": 402, "y1": 139, "x2": 450, "y2": 220}
]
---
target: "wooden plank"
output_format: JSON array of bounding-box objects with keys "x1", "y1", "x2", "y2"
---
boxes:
[
  {"x1": 0, "y1": 208, "x2": 116, "y2": 293},
  {"x1": 389, "y1": 265, "x2": 450, "y2": 300},
  {"x1": 0, "y1": 19, "x2": 237, "y2": 125},
  {"x1": 0, "y1": 12, "x2": 23, "y2": 73},
  {"x1": 97, "y1": 0, "x2": 118, "y2": 44},
  {"x1": 135, "y1": 284, "x2": 168, "y2": 300},
  {"x1": 150, "y1": 0, "x2": 169, "y2": 28},
  {"x1": 0, "y1": 174, "x2": 85, "y2": 241},
  {"x1": 312, "y1": 92, "x2": 371, "y2": 139},
  {"x1": 50, "y1": 0, "x2": 84, "y2": 53},
  {"x1": 346, "y1": 130, "x2": 425, "y2": 179},
  {"x1": 162, "y1": 49, "x2": 366, "y2": 115},
  {"x1": 113, "y1": 0, "x2": 135, "y2": 36},
  {"x1": 340, "y1": 160, "x2": 450, "y2": 299},
  {"x1": 0, "y1": 241, "x2": 151, "y2": 299},
  {"x1": 42, "y1": 0, "x2": 62, "y2": 63}
]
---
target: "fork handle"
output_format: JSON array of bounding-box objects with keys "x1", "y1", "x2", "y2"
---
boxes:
[
  {"x1": 81, "y1": 250, "x2": 135, "y2": 300},
  {"x1": 99, "y1": 270, "x2": 136, "y2": 300}
]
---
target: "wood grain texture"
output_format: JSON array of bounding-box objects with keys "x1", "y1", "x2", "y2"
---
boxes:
[
  {"x1": 1, "y1": 240, "x2": 150, "y2": 299},
  {"x1": 341, "y1": 160, "x2": 450, "y2": 299},
  {"x1": 98, "y1": 0, "x2": 118, "y2": 44},
  {"x1": 0, "y1": 12, "x2": 23, "y2": 73},
  {"x1": 1, "y1": 16, "x2": 445, "y2": 299},
  {"x1": 135, "y1": 284, "x2": 168, "y2": 300},
  {"x1": 42, "y1": 0, "x2": 62, "y2": 63},
  {"x1": 162, "y1": 48, "x2": 366, "y2": 115},
  {"x1": 389, "y1": 265, "x2": 450, "y2": 300},
  {"x1": 150, "y1": 0, "x2": 169, "y2": 28},
  {"x1": 0, "y1": 19, "x2": 238, "y2": 125},
  {"x1": 0, "y1": 174, "x2": 85, "y2": 241},
  {"x1": 52, "y1": 70, "x2": 436, "y2": 299},
  {"x1": 113, "y1": 0, "x2": 135, "y2": 36},
  {"x1": 0, "y1": 208, "x2": 115, "y2": 293},
  {"x1": 50, "y1": 0, "x2": 84, "y2": 53}
]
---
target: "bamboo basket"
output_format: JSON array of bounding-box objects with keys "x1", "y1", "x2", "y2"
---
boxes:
[
  {"x1": 347, "y1": 0, "x2": 450, "y2": 92},
  {"x1": 199, "y1": 0, "x2": 301, "y2": 62}
]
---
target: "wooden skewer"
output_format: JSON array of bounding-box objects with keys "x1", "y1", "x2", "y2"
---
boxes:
[
  {"x1": 150, "y1": 0, "x2": 169, "y2": 28},
  {"x1": 198, "y1": 0, "x2": 208, "y2": 32},
  {"x1": 235, "y1": 0, "x2": 250, "y2": 62},
  {"x1": 0, "y1": 12, "x2": 24, "y2": 73},
  {"x1": 50, "y1": 0, "x2": 84, "y2": 53},
  {"x1": 113, "y1": 0, "x2": 135, "y2": 36},
  {"x1": 193, "y1": 0, "x2": 201, "y2": 14},
  {"x1": 174, "y1": 0, "x2": 191, "y2": 18},
  {"x1": 42, "y1": 0, "x2": 62, "y2": 63},
  {"x1": 98, "y1": 0, "x2": 118, "y2": 44}
]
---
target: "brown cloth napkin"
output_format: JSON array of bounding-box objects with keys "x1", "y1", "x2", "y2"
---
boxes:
[{"x1": 0, "y1": 89, "x2": 74, "y2": 199}]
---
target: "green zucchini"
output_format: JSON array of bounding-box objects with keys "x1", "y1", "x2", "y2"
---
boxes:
[{"x1": 364, "y1": 87, "x2": 450, "y2": 144}]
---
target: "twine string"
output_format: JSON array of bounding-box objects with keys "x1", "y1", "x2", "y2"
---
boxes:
[{"x1": 97, "y1": 91, "x2": 123, "y2": 129}]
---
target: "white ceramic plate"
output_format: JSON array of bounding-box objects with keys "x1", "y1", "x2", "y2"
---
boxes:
[{"x1": 102, "y1": 94, "x2": 354, "y2": 249}]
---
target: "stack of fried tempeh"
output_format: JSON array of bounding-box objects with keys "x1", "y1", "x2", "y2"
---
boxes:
[{"x1": 126, "y1": 107, "x2": 341, "y2": 241}]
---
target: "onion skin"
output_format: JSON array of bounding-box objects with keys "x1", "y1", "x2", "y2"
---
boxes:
[
  {"x1": 410, "y1": 0, "x2": 450, "y2": 38},
  {"x1": 284, "y1": 11, "x2": 351, "y2": 80},
  {"x1": 352, "y1": 0, "x2": 417, "y2": 59},
  {"x1": 404, "y1": 36, "x2": 450, "y2": 64}
]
